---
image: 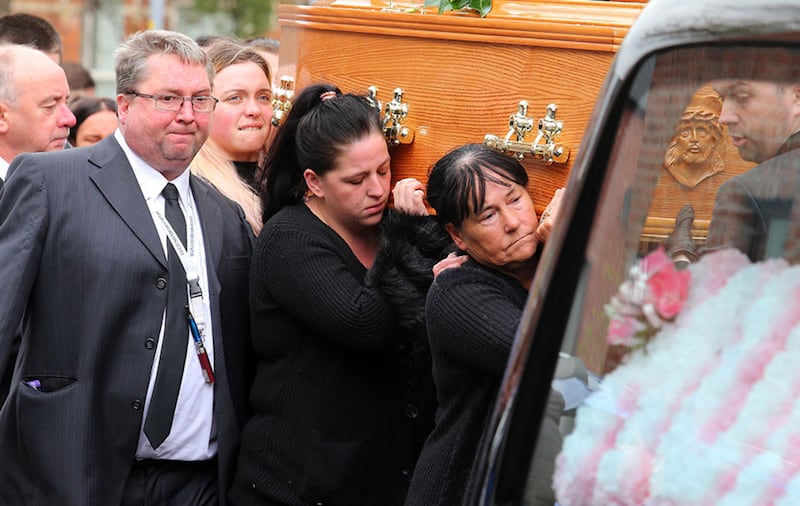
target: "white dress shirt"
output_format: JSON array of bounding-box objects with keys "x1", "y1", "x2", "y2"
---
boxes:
[
  {"x1": 114, "y1": 131, "x2": 217, "y2": 461},
  {"x1": 0, "y1": 156, "x2": 9, "y2": 182}
]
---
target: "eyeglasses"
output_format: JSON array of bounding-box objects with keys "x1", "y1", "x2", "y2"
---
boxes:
[{"x1": 128, "y1": 92, "x2": 218, "y2": 113}]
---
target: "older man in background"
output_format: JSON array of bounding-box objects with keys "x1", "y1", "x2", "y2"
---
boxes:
[{"x1": 0, "y1": 44, "x2": 75, "y2": 187}]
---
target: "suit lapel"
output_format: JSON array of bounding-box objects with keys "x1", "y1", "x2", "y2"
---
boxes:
[
  {"x1": 191, "y1": 176, "x2": 223, "y2": 295},
  {"x1": 89, "y1": 137, "x2": 167, "y2": 269}
]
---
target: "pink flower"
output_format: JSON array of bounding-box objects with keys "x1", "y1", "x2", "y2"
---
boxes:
[
  {"x1": 604, "y1": 247, "x2": 692, "y2": 348},
  {"x1": 607, "y1": 316, "x2": 645, "y2": 346},
  {"x1": 646, "y1": 268, "x2": 691, "y2": 319}
]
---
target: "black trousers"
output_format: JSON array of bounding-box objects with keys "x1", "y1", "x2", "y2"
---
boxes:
[{"x1": 122, "y1": 458, "x2": 218, "y2": 506}]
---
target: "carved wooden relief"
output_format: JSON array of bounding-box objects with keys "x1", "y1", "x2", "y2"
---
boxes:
[
  {"x1": 644, "y1": 85, "x2": 755, "y2": 245},
  {"x1": 663, "y1": 91, "x2": 725, "y2": 189}
]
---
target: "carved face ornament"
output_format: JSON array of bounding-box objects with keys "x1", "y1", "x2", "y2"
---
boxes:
[{"x1": 663, "y1": 94, "x2": 726, "y2": 188}]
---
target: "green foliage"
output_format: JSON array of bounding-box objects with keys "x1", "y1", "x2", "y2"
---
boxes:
[
  {"x1": 423, "y1": 0, "x2": 492, "y2": 17},
  {"x1": 193, "y1": 0, "x2": 275, "y2": 39}
]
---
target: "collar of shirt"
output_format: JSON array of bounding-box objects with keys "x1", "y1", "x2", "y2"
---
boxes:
[
  {"x1": 114, "y1": 130, "x2": 192, "y2": 205},
  {"x1": 0, "y1": 156, "x2": 9, "y2": 182}
]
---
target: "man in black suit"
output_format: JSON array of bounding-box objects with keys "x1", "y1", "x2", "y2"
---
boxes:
[
  {"x1": 0, "y1": 29, "x2": 252, "y2": 505},
  {"x1": 0, "y1": 44, "x2": 76, "y2": 410},
  {"x1": 705, "y1": 49, "x2": 800, "y2": 262}
]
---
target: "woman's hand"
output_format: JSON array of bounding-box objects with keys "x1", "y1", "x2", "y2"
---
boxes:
[
  {"x1": 536, "y1": 188, "x2": 565, "y2": 243},
  {"x1": 392, "y1": 178, "x2": 428, "y2": 216},
  {"x1": 433, "y1": 252, "x2": 468, "y2": 279}
]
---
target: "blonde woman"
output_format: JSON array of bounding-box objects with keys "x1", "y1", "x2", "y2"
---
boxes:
[{"x1": 191, "y1": 40, "x2": 272, "y2": 234}]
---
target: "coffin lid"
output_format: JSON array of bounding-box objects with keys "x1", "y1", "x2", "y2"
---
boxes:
[{"x1": 279, "y1": 0, "x2": 647, "y2": 52}]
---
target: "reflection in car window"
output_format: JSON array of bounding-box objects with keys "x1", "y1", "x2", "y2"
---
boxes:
[{"x1": 539, "y1": 45, "x2": 800, "y2": 505}]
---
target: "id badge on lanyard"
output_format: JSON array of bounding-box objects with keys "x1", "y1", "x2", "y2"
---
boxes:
[{"x1": 154, "y1": 199, "x2": 215, "y2": 384}]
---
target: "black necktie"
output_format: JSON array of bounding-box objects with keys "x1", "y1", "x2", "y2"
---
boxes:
[{"x1": 144, "y1": 183, "x2": 189, "y2": 449}]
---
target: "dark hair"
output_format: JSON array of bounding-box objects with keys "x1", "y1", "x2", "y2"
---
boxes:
[
  {"x1": 259, "y1": 83, "x2": 383, "y2": 222},
  {"x1": 62, "y1": 61, "x2": 95, "y2": 91},
  {"x1": 427, "y1": 143, "x2": 529, "y2": 227},
  {"x1": 67, "y1": 96, "x2": 117, "y2": 146},
  {"x1": 0, "y1": 13, "x2": 62, "y2": 62}
]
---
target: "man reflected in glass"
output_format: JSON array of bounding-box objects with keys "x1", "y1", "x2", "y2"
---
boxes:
[{"x1": 705, "y1": 48, "x2": 800, "y2": 261}]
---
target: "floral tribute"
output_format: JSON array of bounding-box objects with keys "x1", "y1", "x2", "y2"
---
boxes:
[
  {"x1": 554, "y1": 248, "x2": 800, "y2": 505},
  {"x1": 605, "y1": 247, "x2": 691, "y2": 349}
]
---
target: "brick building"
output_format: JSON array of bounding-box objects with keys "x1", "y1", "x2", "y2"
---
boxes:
[{"x1": 4, "y1": 0, "x2": 278, "y2": 95}]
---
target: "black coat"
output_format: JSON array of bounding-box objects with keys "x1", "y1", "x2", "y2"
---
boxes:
[
  {"x1": 705, "y1": 133, "x2": 800, "y2": 262},
  {"x1": 368, "y1": 211, "x2": 457, "y2": 461}
]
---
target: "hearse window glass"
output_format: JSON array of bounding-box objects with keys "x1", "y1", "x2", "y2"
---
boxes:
[{"x1": 539, "y1": 45, "x2": 800, "y2": 504}]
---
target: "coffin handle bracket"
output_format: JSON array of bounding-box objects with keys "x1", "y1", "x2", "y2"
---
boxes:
[
  {"x1": 383, "y1": 87, "x2": 415, "y2": 145},
  {"x1": 367, "y1": 86, "x2": 415, "y2": 145},
  {"x1": 271, "y1": 75, "x2": 295, "y2": 127},
  {"x1": 484, "y1": 101, "x2": 570, "y2": 164}
]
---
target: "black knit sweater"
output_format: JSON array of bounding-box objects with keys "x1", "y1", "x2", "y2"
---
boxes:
[
  {"x1": 405, "y1": 255, "x2": 560, "y2": 506},
  {"x1": 230, "y1": 204, "x2": 453, "y2": 506}
]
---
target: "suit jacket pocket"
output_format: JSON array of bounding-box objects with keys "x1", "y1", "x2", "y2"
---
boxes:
[
  {"x1": 21, "y1": 374, "x2": 77, "y2": 393},
  {"x1": 15, "y1": 375, "x2": 83, "y2": 497}
]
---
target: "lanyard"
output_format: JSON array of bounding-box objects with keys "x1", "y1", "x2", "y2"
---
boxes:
[{"x1": 152, "y1": 195, "x2": 215, "y2": 383}]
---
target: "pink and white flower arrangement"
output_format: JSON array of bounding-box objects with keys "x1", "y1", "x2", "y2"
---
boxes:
[
  {"x1": 605, "y1": 247, "x2": 691, "y2": 348},
  {"x1": 554, "y1": 248, "x2": 800, "y2": 505}
]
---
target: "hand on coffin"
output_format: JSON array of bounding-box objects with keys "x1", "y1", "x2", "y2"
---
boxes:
[
  {"x1": 392, "y1": 177, "x2": 428, "y2": 216},
  {"x1": 536, "y1": 187, "x2": 565, "y2": 244}
]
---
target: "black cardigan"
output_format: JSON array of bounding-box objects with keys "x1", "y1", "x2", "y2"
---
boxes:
[{"x1": 231, "y1": 204, "x2": 453, "y2": 506}]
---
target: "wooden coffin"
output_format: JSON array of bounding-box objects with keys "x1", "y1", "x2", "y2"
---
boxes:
[
  {"x1": 276, "y1": 0, "x2": 759, "y2": 247},
  {"x1": 276, "y1": 0, "x2": 647, "y2": 218}
]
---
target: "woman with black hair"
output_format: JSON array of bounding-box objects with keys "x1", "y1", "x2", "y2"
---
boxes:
[
  {"x1": 67, "y1": 96, "x2": 117, "y2": 147},
  {"x1": 405, "y1": 144, "x2": 565, "y2": 506},
  {"x1": 230, "y1": 83, "x2": 453, "y2": 506}
]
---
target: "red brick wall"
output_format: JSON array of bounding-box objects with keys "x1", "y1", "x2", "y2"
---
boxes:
[
  {"x1": 8, "y1": 0, "x2": 86, "y2": 61},
  {"x1": 7, "y1": 0, "x2": 186, "y2": 63},
  {"x1": 7, "y1": 1, "x2": 281, "y2": 64}
]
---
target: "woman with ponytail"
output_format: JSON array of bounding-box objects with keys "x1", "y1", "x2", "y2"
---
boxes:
[{"x1": 230, "y1": 83, "x2": 454, "y2": 505}]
